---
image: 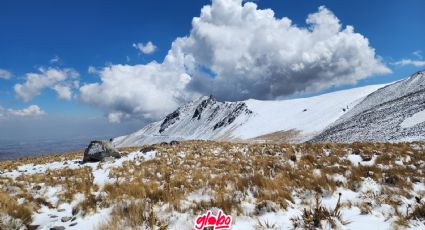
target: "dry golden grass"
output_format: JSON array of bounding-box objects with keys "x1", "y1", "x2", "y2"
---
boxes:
[
  {"x1": 249, "y1": 129, "x2": 302, "y2": 143},
  {"x1": 0, "y1": 190, "x2": 33, "y2": 226},
  {"x1": 1, "y1": 140, "x2": 425, "y2": 229},
  {"x1": 97, "y1": 199, "x2": 168, "y2": 230}
]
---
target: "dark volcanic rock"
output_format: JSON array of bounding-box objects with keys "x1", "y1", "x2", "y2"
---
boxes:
[
  {"x1": 27, "y1": 225, "x2": 40, "y2": 230},
  {"x1": 140, "y1": 146, "x2": 156, "y2": 153},
  {"x1": 213, "y1": 102, "x2": 252, "y2": 130},
  {"x1": 83, "y1": 140, "x2": 121, "y2": 162},
  {"x1": 159, "y1": 110, "x2": 180, "y2": 133},
  {"x1": 50, "y1": 226, "x2": 65, "y2": 230},
  {"x1": 159, "y1": 142, "x2": 169, "y2": 146},
  {"x1": 192, "y1": 95, "x2": 216, "y2": 120},
  {"x1": 170, "y1": 140, "x2": 180, "y2": 146},
  {"x1": 61, "y1": 216, "x2": 72, "y2": 222}
]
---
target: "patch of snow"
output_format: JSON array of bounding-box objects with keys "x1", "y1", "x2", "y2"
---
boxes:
[
  {"x1": 186, "y1": 189, "x2": 212, "y2": 203},
  {"x1": 400, "y1": 109, "x2": 425, "y2": 128},
  {"x1": 361, "y1": 177, "x2": 381, "y2": 194},
  {"x1": 342, "y1": 207, "x2": 391, "y2": 230},
  {"x1": 348, "y1": 154, "x2": 362, "y2": 165}
]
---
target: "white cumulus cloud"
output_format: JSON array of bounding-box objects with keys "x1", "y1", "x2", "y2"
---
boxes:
[
  {"x1": 79, "y1": 62, "x2": 199, "y2": 123},
  {"x1": 133, "y1": 41, "x2": 157, "y2": 54},
  {"x1": 81, "y1": 0, "x2": 390, "y2": 122},
  {"x1": 0, "y1": 69, "x2": 12, "y2": 80},
  {"x1": 14, "y1": 67, "x2": 79, "y2": 101},
  {"x1": 182, "y1": 2, "x2": 390, "y2": 100},
  {"x1": 0, "y1": 105, "x2": 46, "y2": 117}
]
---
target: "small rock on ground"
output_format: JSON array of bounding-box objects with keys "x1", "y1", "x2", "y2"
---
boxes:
[
  {"x1": 27, "y1": 225, "x2": 40, "y2": 230},
  {"x1": 61, "y1": 216, "x2": 72, "y2": 222},
  {"x1": 50, "y1": 226, "x2": 65, "y2": 230}
]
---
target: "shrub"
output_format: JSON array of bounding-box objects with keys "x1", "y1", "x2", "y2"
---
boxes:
[{"x1": 291, "y1": 193, "x2": 349, "y2": 229}]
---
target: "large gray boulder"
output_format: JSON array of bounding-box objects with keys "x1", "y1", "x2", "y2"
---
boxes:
[{"x1": 83, "y1": 140, "x2": 121, "y2": 162}]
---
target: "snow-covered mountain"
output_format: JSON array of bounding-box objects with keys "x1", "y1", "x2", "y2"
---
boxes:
[
  {"x1": 113, "y1": 84, "x2": 385, "y2": 147},
  {"x1": 114, "y1": 70, "x2": 425, "y2": 146},
  {"x1": 113, "y1": 96, "x2": 254, "y2": 146},
  {"x1": 312, "y1": 70, "x2": 425, "y2": 142}
]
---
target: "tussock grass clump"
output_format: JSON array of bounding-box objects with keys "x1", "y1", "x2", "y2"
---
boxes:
[
  {"x1": 408, "y1": 200, "x2": 425, "y2": 221},
  {"x1": 98, "y1": 199, "x2": 168, "y2": 230},
  {"x1": 291, "y1": 193, "x2": 349, "y2": 229},
  {"x1": 0, "y1": 190, "x2": 33, "y2": 227},
  {"x1": 255, "y1": 218, "x2": 279, "y2": 229}
]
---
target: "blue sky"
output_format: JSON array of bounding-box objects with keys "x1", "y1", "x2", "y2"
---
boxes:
[{"x1": 0, "y1": 0, "x2": 424, "y2": 141}]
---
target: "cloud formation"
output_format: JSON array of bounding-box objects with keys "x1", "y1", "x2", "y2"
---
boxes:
[
  {"x1": 0, "y1": 69, "x2": 12, "y2": 80},
  {"x1": 79, "y1": 63, "x2": 198, "y2": 123},
  {"x1": 0, "y1": 105, "x2": 46, "y2": 117},
  {"x1": 182, "y1": 2, "x2": 390, "y2": 100},
  {"x1": 14, "y1": 67, "x2": 79, "y2": 101},
  {"x1": 50, "y1": 55, "x2": 60, "y2": 64},
  {"x1": 413, "y1": 50, "x2": 422, "y2": 59},
  {"x1": 133, "y1": 41, "x2": 157, "y2": 54},
  {"x1": 391, "y1": 50, "x2": 425, "y2": 67},
  {"x1": 81, "y1": 0, "x2": 390, "y2": 122},
  {"x1": 391, "y1": 59, "x2": 425, "y2": 67}
]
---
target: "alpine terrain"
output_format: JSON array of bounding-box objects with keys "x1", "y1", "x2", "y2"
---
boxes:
[{"x1": 114, "y1": 70, "x2": 425, "y2": 146}]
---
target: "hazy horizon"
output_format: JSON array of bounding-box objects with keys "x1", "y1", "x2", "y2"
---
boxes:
[{"x1": 0, "y1": 0, "x2": 424, "y2": 156}]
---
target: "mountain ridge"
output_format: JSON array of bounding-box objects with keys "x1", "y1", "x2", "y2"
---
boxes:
[
  {"x1": 114, "y1": 70, "x2": 425, "y2": 146},
  {"x1": 312, "y1": 70, "x2": 425, "y2": 142}
]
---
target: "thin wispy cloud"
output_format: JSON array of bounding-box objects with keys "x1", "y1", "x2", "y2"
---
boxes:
[
  {"x1": 49, "y1": 55, "x2": 61, "y2": 64},
  {"x1": 0, "y1": 104, "x2": 46, "y2": 118},
  {"x1": 391, "y1": 50, "x2": 425, "y2": 67},
  {"x1": 413, "y1": 50, "x2": 423, "y2": 59},
  {"x1": 392, "y1": 59, "x2": 425, "y2": 67},
  {"x1": 0, "y1": 68, "x2": 12, "y2": 80}
]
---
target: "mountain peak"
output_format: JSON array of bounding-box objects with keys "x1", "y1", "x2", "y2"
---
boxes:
[
  {"x1": 113, "y1": 70, "x2": 425, "y2": 147},
  {"x1": 192, "y1": 95, "x2": 217, "y2": 120}
]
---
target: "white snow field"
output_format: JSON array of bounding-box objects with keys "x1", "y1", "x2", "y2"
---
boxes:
[{"x1": 234, "y1": 84, "x2": 386, "y2": 139}]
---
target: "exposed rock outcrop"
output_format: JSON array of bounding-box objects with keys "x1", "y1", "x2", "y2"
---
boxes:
[{"x1": 83, "y1": 140, "x2": 121, "y2": 162}]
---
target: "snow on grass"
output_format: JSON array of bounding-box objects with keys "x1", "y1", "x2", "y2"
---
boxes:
[
  {"x1": 347, "y1": 153, "x2": 376, "y2": 166},
  {"x1": 2, "y1": 150, "x2": 157, "y2": 186},
  {"x1": 2, "y1": 141, "x2": 425, "y2": 230},
  {"x1": 342, "y1": 208, "x2": 391, "y2": 230}
]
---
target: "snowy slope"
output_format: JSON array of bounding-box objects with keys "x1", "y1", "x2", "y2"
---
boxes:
[
  {"x1": 313, "y1": 70, "x2": 425, "y2": 142},
  {"x1": 113, "y1": 84, "x2": 385, "y2": 147},
  {"x1": 113, "y1": 95, "x2": 254, "y2": 147},
  {"x1": 232, "y1": 84, "x2": 386, "y2": 140}
]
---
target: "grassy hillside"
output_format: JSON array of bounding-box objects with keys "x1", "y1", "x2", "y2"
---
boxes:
[{"x1": 1, "y1": 141, "x2": 425, "y2": 229}]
